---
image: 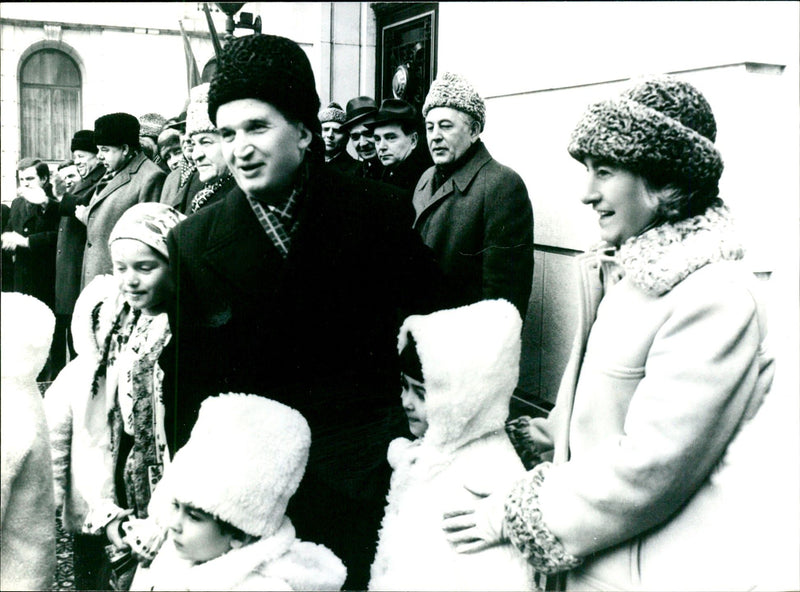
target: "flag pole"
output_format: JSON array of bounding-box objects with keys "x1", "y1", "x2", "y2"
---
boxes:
[{"x1": 203, "y1": 3, "x2": 222, "y2": 59}]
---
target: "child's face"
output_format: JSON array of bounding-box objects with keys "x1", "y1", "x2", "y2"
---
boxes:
[
  {"x1": 401, "y1": 372, "x2": 428, "y2": 438},
  {"x1": 110, "y1": 239, "x2": 173, "y2": 316},
  {"x1": 168, "y1": 500, "x2": 235, "y2": 565}
]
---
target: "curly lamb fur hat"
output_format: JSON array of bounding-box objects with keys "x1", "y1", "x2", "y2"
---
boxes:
[
  {"x1": 208, "y1": 34, "x2": 320, "y2": 135},
  {"x1": 422, "y1": 72, "x2": 486, "y2": 131},
  {"x1": 568, "y1": 76, "x2": 724, "y2": 196},
  {"x1": 160, "y1": 393, "x2": 311, "y2": 538},
  {"x1": 318, "y1": 102, "x2": 346, "y2": 125},
  {"x1": 185, "y1": 83, "x2": 215, "y2": 138}
]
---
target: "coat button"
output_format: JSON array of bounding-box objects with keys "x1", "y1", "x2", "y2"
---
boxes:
[{"x1": 87, "y1": 242, "x2": 92, "y2": 248}]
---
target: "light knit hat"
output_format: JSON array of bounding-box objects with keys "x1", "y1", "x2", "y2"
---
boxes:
[
  {"x1": 318, "y1": 101, "x2": 346, "y2": 125},
  {"x1": 138, "y1": 113, "x2": 168, "y2": 139},
  {"x1": 568, "y1": 75, "x2": 724, "y2": 197},
  {"x1": 160, "y1": 393, "x2": 311, "y2": 538},
  {"x1": 1, "y1": 293, "x2": 55, "y2": 380},
  {"x1": 108, "y1": 202, "x2": 186, "y2": 260},
  {"x1": 185, "y1": 82, "x2": 216, "y2": 138},
  {"x1": 422, "y1": 72, "x2": 486, "y2": 131}
]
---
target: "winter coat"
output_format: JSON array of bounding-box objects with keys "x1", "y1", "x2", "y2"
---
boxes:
[
  {"x1": 160, "y1": 160, "x2": 446, "y2": 586},
  {"x1": 412, "y1": 141, "x2": 534, "y2": 317},
  {"x1": 55, "y1": 162, "x2": 105, "y2": 316},
  {"x1": 1, "y1": 295, "x2": 56, "y2": 591},
  {"x1": 45, "y1": 275, "x2": 170, "y2": 534},
  {"x1": 81, "y1": 151, "x2": 165, "y2": 288},
  {"x1": 369, "y1": 300, "x2": 535, "y2": 591},
  {"x1": 5, "y1": 193, "x2": 60, "y2": 308},
  {"x1": 160, "y1": 167, "x2": 205, "y2": 213},
  {"x1": 326, "y1": 149, "x2": 359, "y2": 175},
  {"x1": 505, "y1": 206, "x2": 777, "y2": 591},
  {"x1": 378, "y1": 142, "x2": 433, "y2": 195},
  {"x1": 131, "y1": 518, "x2": 346, "y2": 591}
]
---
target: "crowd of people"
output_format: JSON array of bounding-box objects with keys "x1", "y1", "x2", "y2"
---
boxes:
[{"x1": 0, "y1": 31, "x2": 785, "y2": 592}]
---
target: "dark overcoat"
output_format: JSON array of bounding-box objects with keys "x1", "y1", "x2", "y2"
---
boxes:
[
  {"x1": 6, "y1": 195, "x2": 60, "y2": 308},
  {"x1": 54, "y1": 162, "x2": 105, "y2": 316},
  {"x1": 160, "y1": 161, "x2": 445, "y2": 586},
  {"x1": 81, "y1": 152, "x2": 165, "y2": 288},
  {"x1": 413, "y1": 141, "x2": 534, "y2": 316}
]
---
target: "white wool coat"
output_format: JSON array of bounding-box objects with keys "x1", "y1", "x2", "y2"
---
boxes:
[
  {"x1": 1, "y1": 295, "x2": 56, "y2": 591},
  {"x1": 131, "y1": 518, "x2": 346, "y2": 591},
  {"x1": 509, "y1": 206, "x2": 779, "y2": 591},
  {"x1": 369, "y1": 300, "x2": 535, "y2": 591},
  {"x1": 44, "y1": 275, "x2": 130, "y2": 532}
]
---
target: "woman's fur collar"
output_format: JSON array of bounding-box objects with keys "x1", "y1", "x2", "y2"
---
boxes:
[{"x1": 618, "y1": 204, "x2": 744, "y2": 296}]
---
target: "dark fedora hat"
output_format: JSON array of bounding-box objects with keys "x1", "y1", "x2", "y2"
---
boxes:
[
  {"x1": 342, "y1": 96, "x2": 378, "y2": 129},
  {"x1": 368, "y1": 98, "x2": 417, "y2": 128}
]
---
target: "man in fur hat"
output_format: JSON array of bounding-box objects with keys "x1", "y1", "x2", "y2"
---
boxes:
[
  {"x1": 160, "y1": 33, "x2": 445, "y2": 589},
  {"x1": 413, "y1": 72, "x2": 534, "y2": 317},
  {"x1": 319, "y1": 101, "x2": 358, "y2": 173},
  {"x1": 78, "y1": 112, "x2": 165, "y2": 288}
]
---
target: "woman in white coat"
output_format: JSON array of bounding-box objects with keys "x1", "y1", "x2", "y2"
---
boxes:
[{"x1": 442, "y1": 76, "x2": 778, "y2": 591}]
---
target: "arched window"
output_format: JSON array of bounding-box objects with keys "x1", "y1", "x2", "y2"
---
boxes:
[{"x1": 20, "y1": 49, "x2": 81, "y2": 162}]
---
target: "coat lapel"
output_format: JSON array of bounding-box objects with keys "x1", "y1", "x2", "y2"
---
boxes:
[
  {"x1": 88, "y1": 152, "x2": 147, "y2": 211},
  {"x1": 412, "y1": 142, "x2": 493, "y2": 227},
  {"x1": 201, "y1": 188, "x2": 285, "y2": 302}
]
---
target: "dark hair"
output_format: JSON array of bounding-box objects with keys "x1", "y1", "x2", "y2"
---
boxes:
[
  {"x1": 58, "y1": 160, "x2": 75, "y2": 171},
  {"x1": 399, "y1": 333, "x2": 424, "y2": 383},
  {"x1": 17, "y1": 158, "x2": 51, "y2": 181}
]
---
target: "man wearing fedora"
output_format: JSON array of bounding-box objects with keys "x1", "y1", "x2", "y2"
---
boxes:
[
  {"x1": 368, "y1": 98, "x2": 432, "y2": 194},
  {"x1": 341, "y1": 95, "x2": 383, "y2": 180},
  {"x1": 77, "y1": 112, "x2": 166, "y2": 288},
  {"x1": 160, "y1": 34, "x2": 445, "y2": 589},
  {"x1": 413, "y1": 72, "x2": 534, "y2": 317}
]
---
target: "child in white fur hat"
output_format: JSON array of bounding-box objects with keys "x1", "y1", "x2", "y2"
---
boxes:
[
  {"x1": 1, "y1": 293, "x2": 57, "y2": 591},
  {"x1": 131, "y1": 393, "x2": 347, "y2": 591},
  {"x1": 368, "y1": 299, "x2": 535, "y2": 591}
]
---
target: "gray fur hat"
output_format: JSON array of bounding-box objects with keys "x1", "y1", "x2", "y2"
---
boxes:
[
  {"x1": 318, "y1": 102, "x2": 346, "y2": 125},
  {"x1": 568, "y1": 76, "x2": 723, "y2": 196},
  {"x1": 422, "y1": 72, "x2": 486, "y2": 131}
]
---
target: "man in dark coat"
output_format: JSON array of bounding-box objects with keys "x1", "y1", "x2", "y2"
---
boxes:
[
  {"x1": 52, "y1": 131, "x2": 105, "y2": 371},
  {"x1": 368, "y1": 98, "x2": 433, "y2": 195},
  {"x1": 413, "y1": 72, "x2": 534, "y2": 317},
  {"x1": 319, "y1": 101, "x2": 358, "y2": 174},
  {"x1": 2, "y1": 158, "x2": 59, "y2": 309},
  {"x1": 341, "y1": 96, "x2": 383, "y2": 181},
  {"x1": 79, "y1": 113, "x2": 165, "y2": 288},
  {"x1": 160, "y1": 34, "x2": 444, "y2": 590}
]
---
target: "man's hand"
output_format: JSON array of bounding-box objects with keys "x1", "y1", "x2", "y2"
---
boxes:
[
  {"x1": 1, "y1": 231, "x2": 28, "y2": 251},
  {"x1": 442, "y1": 483, "x2": 510, "y2": 553},
  {"x1": 74, "y1": 204, "x2": 89, "y2": 225}
]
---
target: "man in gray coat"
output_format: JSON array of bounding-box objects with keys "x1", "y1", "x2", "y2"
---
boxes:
[
  {"x1": 78, "y1": 113, "x2": 165, "y2": 288},
  {"x1": 413, "y1": 72, "x2": 534, "y2": 316}
]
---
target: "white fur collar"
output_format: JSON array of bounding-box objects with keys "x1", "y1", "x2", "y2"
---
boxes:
[{"x1": 618, "y1": 205, "x2": 744, "y2": 296}]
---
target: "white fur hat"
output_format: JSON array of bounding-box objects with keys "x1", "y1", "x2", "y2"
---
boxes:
[
  {"x1": 397, "y1": 299, "x2": 521, "y2": 448},
  {"x1": 1, "y1": 293, "x2": 55, "y2": 380},
  {"x1": 160, "y1": 393, "x2": 310, "y2": 538},
  {"x1": 185, "y1": 82, "x2": 215, "y2": 138}
]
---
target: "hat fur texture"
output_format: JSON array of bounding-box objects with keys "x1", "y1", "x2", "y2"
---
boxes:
[
  {"x1": 397, "y1": 299, "x2": 521, "y2": 451},
  {"x1": 108, "y1": 202, "x2": 185, "y2": 261},
  {"x1": 70, "y1": 130, "x2": 97, "y2": 154},
  {"x1": 318, "y1": 102, "x2": 346, "y2": 124},
  {"x1": 568, "y1": 76, "x2": 723, "y2": 195},
  {"x1": 138, "y1": 113, "x2": 167, "y2": 139},
  {"x1": 94, "y1": 112, "x2": 139, "y2": 148},
  {"x1": 208, "y1": 34, "x2": 321, "y2": 135},
  {"x1": 185, "y1": 83, "x2": 216, "y2": 138},
  {"x1": 160, "y1": 393, "x2": 311, "y2": 538},
  {"x1": 1, "y1": 293, "x2": 55, "y2": 380},
  {"x1": 423, "y1": 72, "x2": 486, "y2": 131}
]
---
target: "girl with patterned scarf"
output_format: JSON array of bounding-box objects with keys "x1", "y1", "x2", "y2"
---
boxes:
[
  {"x1": 45, "y1": 202, "x2": 185, "y2": 590},
  {"x1": 182, "y1": 82, "x2": 237, "y2": 214},
  {"x1": 441, "y1": 77, "x2": 780, "y2": 591}
]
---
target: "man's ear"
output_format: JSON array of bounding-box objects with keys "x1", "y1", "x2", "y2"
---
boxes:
[{"x1": 297, "y1": 123, "x2": 313, "y2": 152}]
